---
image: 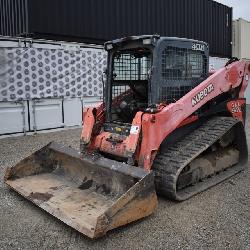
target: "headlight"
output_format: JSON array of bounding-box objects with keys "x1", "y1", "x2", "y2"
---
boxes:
[
  {"x1": 106, "y1": 43, "x2": 113, "y2": 50},
  {"x1": 143, "y1": 38, "x2": 151, "y2": 45}
]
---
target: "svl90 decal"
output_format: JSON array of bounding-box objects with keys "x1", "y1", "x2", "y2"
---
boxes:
[
  {"x1": 231, "y1": 101, "x2": 241, "y2": 113},
  {"x1": 192, "y1": 43, "x2": 205, "y2": 51},
  {"x1": 226, "y1": 99, "x2": 245, "y2": 122}
]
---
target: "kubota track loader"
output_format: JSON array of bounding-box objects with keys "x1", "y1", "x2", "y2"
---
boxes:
[{"x1": 5, "y1": 35, "x2": 249, "y2": 238}]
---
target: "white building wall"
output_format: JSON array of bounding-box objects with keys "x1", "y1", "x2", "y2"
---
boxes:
[
  {"x1": 63, "y1": 98, "x2": 82, "y2": 127},
  {"x1": 233, "y1": 18, "x2": 250, "y2": 104},
  {"x1": 0, "y1": 37, "x2": 104, "y2": 135},
  {"x1": 233, "y1": 19, "x2": 250, "y2": 60},
  {"x1": 29, "y1": 99, "x2": 64, "y2": 131},
  {"x1": 0, "y1": 96, "x2": 102, "y2": 135},
  {"x1": 209, "y1": 56, "x2": 228, "y2": 71},
  {"x1": 0, "y1": 101, "x2": 29, "y2": 134}
]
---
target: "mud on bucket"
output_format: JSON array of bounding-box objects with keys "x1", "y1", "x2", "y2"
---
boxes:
[{"x1": 4, "y1": 142, "x2": 157, "y2": 239}]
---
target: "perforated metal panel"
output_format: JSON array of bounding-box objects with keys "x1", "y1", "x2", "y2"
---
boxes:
[{"x1": 0, "y1": 43, "x2": 107, "y2": 101}]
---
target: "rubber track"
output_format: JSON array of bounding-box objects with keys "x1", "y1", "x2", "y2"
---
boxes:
[{"x1": 153, "y1": 116, "x2": 247, "y2": 201}]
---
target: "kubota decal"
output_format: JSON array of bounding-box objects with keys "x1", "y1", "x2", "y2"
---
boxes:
[{"x1": 192, "y1": 83, "x2": 214, "y2": 107}]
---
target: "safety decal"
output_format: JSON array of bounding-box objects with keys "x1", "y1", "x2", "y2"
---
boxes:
[{"x1": 130, "y1": 125, "x2": 140, "y2": 135}]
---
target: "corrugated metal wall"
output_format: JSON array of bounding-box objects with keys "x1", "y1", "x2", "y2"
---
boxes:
[
  {"x1": 0, "y1": 0, "x2": 232, "y2": 57},
  {"x1": 0, "y1": 0, "x2": 28, "y2": 36}
]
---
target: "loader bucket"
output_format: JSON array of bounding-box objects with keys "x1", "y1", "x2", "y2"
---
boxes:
[{"x1": 4, "y1": 142, "x2": 157, "y2": 239}]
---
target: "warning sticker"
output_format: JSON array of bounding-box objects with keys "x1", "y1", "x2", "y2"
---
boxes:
[{"x1": 130, "y1": 125, "x2": 140, "y2": 135}]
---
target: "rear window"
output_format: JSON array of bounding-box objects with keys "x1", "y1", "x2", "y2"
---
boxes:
[{"x1": 162, "y1": 46, "x2": 206, "y2": 80}]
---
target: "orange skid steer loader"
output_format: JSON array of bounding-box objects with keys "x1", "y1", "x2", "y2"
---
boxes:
[{"x1": 5, "y1": 35, "x2": 249, "y2": 238}]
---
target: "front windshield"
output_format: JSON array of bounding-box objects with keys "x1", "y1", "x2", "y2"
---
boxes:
[
  {"x1": 109, "y1": 48, "x2": 152, "y2": 123},
  {"x1": 113, "y1": 50, "x2": 151, "y2": 81},
  {"x1": 112, "y1": 49, "x2": 151, "y2": 99}
]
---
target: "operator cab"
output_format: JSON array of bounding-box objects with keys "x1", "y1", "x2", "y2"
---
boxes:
[
  {"x1": 104, "y1": 35, "x2": 208, "y2": 126},
  {"x1": 111, "y1": 48, "x2": 151, "y2": 123}
]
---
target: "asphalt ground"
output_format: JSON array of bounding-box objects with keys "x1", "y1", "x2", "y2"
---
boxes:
[{"x1": 0, "y1": 110, "x2": 249, "y2": 250}]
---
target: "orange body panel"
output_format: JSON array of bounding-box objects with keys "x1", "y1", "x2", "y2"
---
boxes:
[{"x1": 81, "y1": 60, "x2": 250, "y2": 170}]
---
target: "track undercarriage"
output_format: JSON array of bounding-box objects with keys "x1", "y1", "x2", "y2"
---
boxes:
[{"x1": 153, "y1": 117, "x2": 248, "y2": 200}]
